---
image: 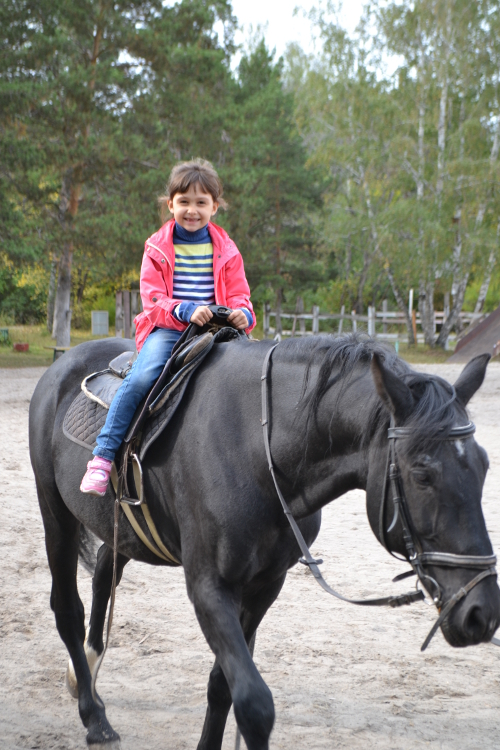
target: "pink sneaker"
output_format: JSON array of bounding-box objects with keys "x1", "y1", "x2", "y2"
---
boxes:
[{"x1": 80, "y1": 457, "x2": 112, "y2": 497}]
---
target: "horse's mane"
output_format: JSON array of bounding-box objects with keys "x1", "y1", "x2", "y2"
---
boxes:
[{"x1": 279, "y1": 333, "x2": 467, "y2": 456}]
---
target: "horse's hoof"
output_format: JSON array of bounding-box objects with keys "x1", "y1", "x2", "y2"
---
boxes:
[{"x1": 87, "y1": 725, "x2": 121, "y2": 749}]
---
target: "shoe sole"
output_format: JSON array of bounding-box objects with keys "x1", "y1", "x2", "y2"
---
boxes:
[{"x1": 80, "y1": 484, "x2": 107, "y2": 497}]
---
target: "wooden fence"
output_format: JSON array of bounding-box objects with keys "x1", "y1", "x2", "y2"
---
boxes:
[
  {"x1": 115, "y1": 290, "x2": 142, "y2": 338},
  {"x1": 262, "y1": 303, "x2": 482, "y2": 344}
]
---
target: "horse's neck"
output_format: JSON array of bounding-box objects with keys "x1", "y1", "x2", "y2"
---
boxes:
[{"x1": 270, "y1": 358, "x2": 375, "y2": 518}]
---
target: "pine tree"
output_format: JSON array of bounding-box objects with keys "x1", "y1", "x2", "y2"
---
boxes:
[{"x1": 224, "y1": 41, "x2": 323, "y2": 318}]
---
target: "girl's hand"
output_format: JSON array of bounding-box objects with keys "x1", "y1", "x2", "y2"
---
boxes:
[
  {"x1": 227, "y1": 309, "x2": 248, "y2": 330},
  {"x1": 190, "y1": 306, "x2": 213, "y2": 326}
]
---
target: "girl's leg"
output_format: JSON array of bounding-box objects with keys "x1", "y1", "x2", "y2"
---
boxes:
[{"x1": 81, "y1": 328, "x2": 182, "y2": 495}]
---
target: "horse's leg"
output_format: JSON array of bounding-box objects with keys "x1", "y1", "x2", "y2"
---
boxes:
[
  {"x1": 37, "y1": 482, "x2": 120, "y2": 748},
  {"x1": 66, "y1": 543, "x2": 129, "y2": 700},
  {"x1": 194, "y1": 574, "x2": 286, "y2": 750}
]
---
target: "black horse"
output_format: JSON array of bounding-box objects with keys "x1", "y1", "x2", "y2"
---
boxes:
[{"x1": 29, "y1": 334, "x2": 500, "y2": 749}]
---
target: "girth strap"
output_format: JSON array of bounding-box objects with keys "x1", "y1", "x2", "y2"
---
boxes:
[{"x1": 110, "y1": 459, "x2": 180, "y2": 565}]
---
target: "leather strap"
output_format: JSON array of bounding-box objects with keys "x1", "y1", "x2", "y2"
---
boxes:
[
  {"x1": 261, "y1": 345, "x2": 424, "y2": 609},
  {"x1": 420, "y1": 567, "x2": 498, "y2": 651},
  {"x1": 110, "y1": 460, "x2": 180, "y2": 564},
  {"x1": 418, "y1": 552, "x2": 497, "y2": 569},
  {"x1": 387, "y1": 422, "x2": 476, "y2": 440}
]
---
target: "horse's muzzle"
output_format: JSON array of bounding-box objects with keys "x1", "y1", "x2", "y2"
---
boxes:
[{"x1": 440, "y1": 576, "x2": 500, "y2": 647}]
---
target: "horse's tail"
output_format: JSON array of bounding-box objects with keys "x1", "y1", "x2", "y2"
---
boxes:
[{"x1": 78, "y1": 525, "x2": 99, "y2": 574}]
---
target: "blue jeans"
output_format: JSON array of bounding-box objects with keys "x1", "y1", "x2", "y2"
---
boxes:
[{"x1": 93, "y1": 327, "x2": 183, "y2": 461}]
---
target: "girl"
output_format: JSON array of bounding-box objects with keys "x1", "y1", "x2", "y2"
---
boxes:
[{"x1": 80, "y1": 159, "x2": 255, "y2": 496}]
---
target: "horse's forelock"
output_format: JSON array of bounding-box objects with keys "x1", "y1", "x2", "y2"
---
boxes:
[{"x1": 399, "y1": 372, "x2": 468, "y2": 455}]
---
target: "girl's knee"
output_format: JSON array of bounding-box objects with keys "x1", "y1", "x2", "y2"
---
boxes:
[{"x1": 127, "y1": 365, "x2": 163, "y2": 395}]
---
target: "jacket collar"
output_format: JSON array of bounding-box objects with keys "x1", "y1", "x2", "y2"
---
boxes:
[{"x1": 146, "y1": 219, "x2": 236, "y2": 270}]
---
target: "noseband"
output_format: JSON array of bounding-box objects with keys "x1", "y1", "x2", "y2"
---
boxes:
[{"x1": 261, "y1": 344, "x2": 499, "y2": 651}]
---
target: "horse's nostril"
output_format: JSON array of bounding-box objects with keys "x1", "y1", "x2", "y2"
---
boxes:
[{"x1": 465, "y1": 605, "x2": 487, "y2": 641}]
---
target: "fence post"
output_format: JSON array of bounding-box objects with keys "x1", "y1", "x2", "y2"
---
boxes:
[
  {"x1": 297, "y1": 296, "x2": 306, "y2": 334},
  {"x1": 338, "y1": 304, "x2": 345, "y2": 335},
  {"x1": 263, "y1": 303, "x2": 270, "y2": 338},
  {"x1": 123, "y1": 290, "x2": 131, "y2": 339},
  {"x1": 131, "y1": 290, "x2": 140, "y2": 336},
  {"x1": 368, "y1": 306, "x2": 375, "y2": 337},
  {"x1": 312, "y1": 305, "x2": 320, "y2": 335},
  {"x1": 115, "y1": 291, "x2": 123, "y2": 337},
  {"x1": 351, "y1": 310, "x2": 357, "y2": 333},
  {"x1": 412, "y1": 309, "x2": 417, "y2": 344},
  {"x1": 382, "y1": 299, "x2": 388, "y2": 335}
]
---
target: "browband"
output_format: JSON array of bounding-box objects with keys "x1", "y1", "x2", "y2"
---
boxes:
[{"x1": 388, "y1": 422, "x2": 476, "y2": 441}]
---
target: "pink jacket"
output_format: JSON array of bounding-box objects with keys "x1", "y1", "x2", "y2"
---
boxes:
[{"x1": 134, "y1": 219, "x2": 256, "y2": 351}]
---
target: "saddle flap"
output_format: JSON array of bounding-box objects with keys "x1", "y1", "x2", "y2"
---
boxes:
[
  {"x1": 109, "y1": 350, "x2": 136, "y2": 378},
  {"x1": 170, "y1": 331, "x2": 213, "y2": 375},
  {"x1": 82, "y1": 371, "x2": 123, "y2": 409}
]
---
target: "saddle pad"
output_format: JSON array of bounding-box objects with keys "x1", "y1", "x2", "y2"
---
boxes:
[{"x1": 63, "y1": 391, "x2": 108, "y2": 450}]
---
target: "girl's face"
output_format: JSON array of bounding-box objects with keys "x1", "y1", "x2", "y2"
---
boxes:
[{"x1": 167, "y1": 183, "x2": 218, "y2": 232}]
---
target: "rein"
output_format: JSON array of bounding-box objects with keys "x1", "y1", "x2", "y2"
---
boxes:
[{"x1": 261, "y1": 343, "x2": 499, "y2": 651}]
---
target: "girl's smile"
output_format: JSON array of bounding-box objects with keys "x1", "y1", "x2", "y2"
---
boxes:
[{"x1": 167, "y1": 183, "x2": 219, "y2": 232}]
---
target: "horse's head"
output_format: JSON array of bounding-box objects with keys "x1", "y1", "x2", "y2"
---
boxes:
[{"x1": 367, "y1": 352, "x2": 500, "y2": 648}]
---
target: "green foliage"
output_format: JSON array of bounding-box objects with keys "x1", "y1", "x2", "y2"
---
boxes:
[
  {"x1": 3, "y1": 0, "x2": 500, "y2": 336},
  {"x1": 0, "y1": 255, "x2": 47, "y2": 323},
  {"x1": 224, "y1": 41, "x2": 324, "y2": 307}
]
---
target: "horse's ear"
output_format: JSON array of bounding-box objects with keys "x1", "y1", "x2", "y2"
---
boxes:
[
  {"x1": 371, "y1": 352, "x2": 413, "y2": 422},
  {"x1": 454, "y1": 353, "x2": 491, "y2": 406}
]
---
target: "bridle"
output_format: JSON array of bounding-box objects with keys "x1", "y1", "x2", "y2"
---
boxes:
[{"x1": 261, "y1": 344, "x2": 499, "y2": 651}]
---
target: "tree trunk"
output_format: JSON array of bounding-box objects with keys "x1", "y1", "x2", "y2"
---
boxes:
[
  {"x1": 474, "y1": 248, "x2": 497, "y2": 315},
  {"x1": 386, "y1": 265, "x2": 415, "y2": 345},
  {"x1": 46, "y1": 253, "x2": 58, "y2": 332},
  {"x1": 436, "y1": 249, "x2": 473, "y2": 347},
  {"x1": 275, "y1": 288, "x2": 283, "y2": 336},
  {"x1": 436, "y1": 75, "x2": 448, "y2": 198},
  {"x1": 52, "y1": 243, "x2": 73, "y2": 347},
  {"x1": 51, "y1": 166, "x2": 81, "y2": 346},
  {"x1": 419, "y1": 280, "x2": 435, "y2": 347},
  {"x1": 471, "y1": 122, "x2": 500, "y2": 315},
  {"x1": 437, "y1": 110, "x2": 500, "y2": 346}
]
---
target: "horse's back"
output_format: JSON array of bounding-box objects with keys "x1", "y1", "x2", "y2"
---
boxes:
[{"x1": 29, "y1": 338, "x2": 134, "y2": 471}]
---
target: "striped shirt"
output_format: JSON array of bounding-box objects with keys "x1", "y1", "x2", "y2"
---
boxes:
[
  {"x1": 170, "y1": 221, "x2": 253, "y2": 328},
  {"x1": 172, "y1": 223, "x2": 215, "y2": 305}
]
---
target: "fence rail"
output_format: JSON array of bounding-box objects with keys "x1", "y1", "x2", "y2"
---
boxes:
[{"x1": 262, "y1": 303, "x2": 482, "y2": 344}]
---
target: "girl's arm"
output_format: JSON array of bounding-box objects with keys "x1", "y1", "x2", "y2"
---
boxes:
[{"x1": 223, "y1": 251, "x2": 256, "y2": 332}]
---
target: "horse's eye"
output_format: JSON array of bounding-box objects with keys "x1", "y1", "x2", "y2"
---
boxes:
[{"x1": 412, "y1": 469, "x2": 433, "y2": 486}]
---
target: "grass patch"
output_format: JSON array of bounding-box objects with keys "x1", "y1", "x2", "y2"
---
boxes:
[
  {"x1": 396, "y1": 342, "x2": 453, "y2": 365},
  {"x1": 0, "y1": 325, "x2": 113, "y2": 368}
]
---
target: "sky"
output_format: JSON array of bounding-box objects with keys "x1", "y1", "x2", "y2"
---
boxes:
[{"x1": 230, "y1": 0, "x2": 367, "y2": 59}]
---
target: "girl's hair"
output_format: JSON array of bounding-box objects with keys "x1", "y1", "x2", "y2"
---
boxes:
[{"x1": 158, "y1": 159, "x2": 227, "y2": 222}]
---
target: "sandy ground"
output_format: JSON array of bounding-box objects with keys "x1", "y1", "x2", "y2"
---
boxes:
[{"x1": 1, "y1": 362, "x2": 500, "y2": 750}]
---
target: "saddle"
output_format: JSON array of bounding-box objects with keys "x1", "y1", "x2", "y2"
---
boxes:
[
  {"x1": 63, "y1": 308, "x2": 248, "y2": 565},
  {"x1": 63, "y1": 306, "x2": 242, "y2": 460}
]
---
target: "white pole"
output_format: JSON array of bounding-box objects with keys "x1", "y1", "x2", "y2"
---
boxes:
[{"x1": 408, "y1": 288, "x2": 414, "y2": 317}]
